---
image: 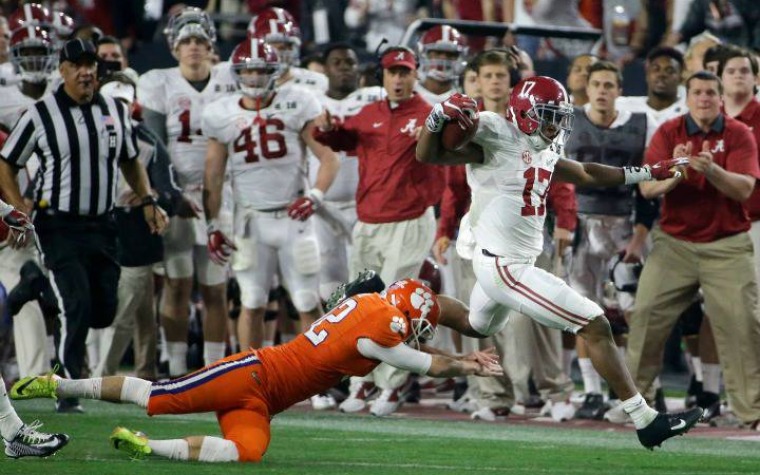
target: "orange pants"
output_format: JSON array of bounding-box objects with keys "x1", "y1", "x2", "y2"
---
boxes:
[{"x1": 147, "y1": 350, "x2": 272, "y2": 462}]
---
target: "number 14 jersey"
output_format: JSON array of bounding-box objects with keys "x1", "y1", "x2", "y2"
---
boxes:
[
  {"x1": 468, "y1": 111, "x2": 561, "y2": 260},
  {"x1": 202, "y1": 86, "x2": 322, "y2": 209}
]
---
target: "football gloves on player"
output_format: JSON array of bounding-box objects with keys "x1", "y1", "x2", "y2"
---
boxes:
[
  {"x1": 648, "y1": 157, "x2": 691, "y2": 180},
  {"x1": 207, "y1": 221, "x2": 237, "y2": 265},
  {"x1": 287, "y1": 188, "x2": 324, "y2": 221},
  {"x1": 1, "y1": 204, "x2": 34, "y2": 248},
  {"x1": 425, "y1": 93, "x2": 479, "y2": 133}
]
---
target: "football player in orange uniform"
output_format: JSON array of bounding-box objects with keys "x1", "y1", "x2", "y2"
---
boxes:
[{"x1": 10, "y1": 279, "x2": 501, "y2": 463}]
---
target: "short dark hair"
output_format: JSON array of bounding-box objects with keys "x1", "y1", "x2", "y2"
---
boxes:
[
  {"x1": 685, "y1": 70, "x2": 723, "y2": 94},
  {"x1": 472, "y1": 49, "x2": 513, "y2": 73},
  {"x1": 301, "y1": 54, "x2": 323, "y2": 69},
  {"x1": 458, "y1": 59, "x2": 477, "y2": 90},
  {"x1": 717, "y1": 46, "x2": 759, "y2": 78},
  {"x1": 646, "y1": 46, "x2": 684, "y2": 70},
  {"x1": 321, "y1": 42, "x2": 355, "y2": 63},
  {"x1": 587, "y1": 60, "x2": 623, "y2": 88},
  {"x1": 702, "y1": 44, "x2": 734, "y2": 69},
  {"x1": 96, "y1": 35, "x2": 120, "y2": 47}
]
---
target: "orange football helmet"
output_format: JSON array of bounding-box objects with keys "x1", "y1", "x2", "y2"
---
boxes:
[{"x1": 383, "y1": 278, "x2": 440, "y2": 345}]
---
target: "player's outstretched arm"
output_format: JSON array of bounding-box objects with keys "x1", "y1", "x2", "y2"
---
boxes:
[
  {"x1": 426, "y1": 354, "x2": 503, "y2": 378},
  {"x1": 554, "y1": 157, "x2": 689, "y2": 188},
  {"x1": 416, "y1": 127, "x2": 484, "y2": 165}
]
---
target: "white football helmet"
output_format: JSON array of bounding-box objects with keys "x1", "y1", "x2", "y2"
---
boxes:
[{"x1": 163, "y1": 7, "x2": 216, "y2": 50}]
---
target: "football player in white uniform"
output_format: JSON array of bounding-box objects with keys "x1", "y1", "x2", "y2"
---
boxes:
[
  {"x1": 417, "y1": 76, "x2": 704, "y2": 450},
  {"x1": 308, "y1": 43, "x2": 383, "y2": 302},
  {"x1": 247, "y1": 7, "x2": 327, "y2": 92},
  {"x1": 202, "y1": 39, "x2": 338, "y2": 354},
  {"x1": 0, "y1": 24, "x2": 62, "y2": 380},
  {"x1": 138, "y1": 7, "x2": 237, "y2": 377},
  {"x1": 415, "y1": 25, "x2": 467, "y2": 106}
]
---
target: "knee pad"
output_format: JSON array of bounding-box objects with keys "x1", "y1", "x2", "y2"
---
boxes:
[
  {"x1": 239, "y1": 284, "x2": 268, "y2": 310},
  {"x1": 291, "y1": 289, "x2": 319, "y2": 313},
  {"x1": 164, "y1": 251, "x2": 193, "y2": 280},
  {"x1": 198, "y1": 436, "x2": 240, "y2": 463},
  {"x1": 292, "y1": 236, "x2": 320, "y2": 275}
]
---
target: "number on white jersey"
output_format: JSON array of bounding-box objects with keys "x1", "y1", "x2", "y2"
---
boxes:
[
  {"x1": 232, "y1": 118, "x2": 288, "y2": 163},
  {"x1": 304, "y1": 298, "x2": 358, "y2": 346},
  {"x1": 177, "y1": 109, "x2": 202, "y2": 143},
  {"x1": 521, "y1": 167, "x2": 552, "y2": 217}
]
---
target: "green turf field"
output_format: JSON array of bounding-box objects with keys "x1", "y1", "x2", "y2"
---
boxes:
[{"x1": 3, "y1": 399, "x2": 759, "y2": 475}]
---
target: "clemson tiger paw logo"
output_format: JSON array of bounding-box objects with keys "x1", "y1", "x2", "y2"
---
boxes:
[{"x1": 390, "y1": 316, "x2": 407, "y2": 334}]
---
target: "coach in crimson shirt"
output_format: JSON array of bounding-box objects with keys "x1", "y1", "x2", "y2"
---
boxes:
[
  {"x1": 626, "y1": 71, "x2": 760, "y2": 427},
  {"x1": 313, "y1": 46, "x2": 444, "y2": 415}
]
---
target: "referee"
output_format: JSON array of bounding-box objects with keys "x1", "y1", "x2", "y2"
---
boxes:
[{"x1": 0, "y1": 38, "x2": 168, "y2": 412}]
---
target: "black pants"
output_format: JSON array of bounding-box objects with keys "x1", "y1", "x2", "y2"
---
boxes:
[{"x1": 35, "y1": 211, "x2": 120, "y2": 380}]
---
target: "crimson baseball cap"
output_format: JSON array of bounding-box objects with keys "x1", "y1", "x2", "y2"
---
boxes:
[
  {"x1": 60, "y1": 38, "x2": 98, "y2": 63},
  {"x1": 381, "y1": 48, "x2": 417, "y2": 70}
]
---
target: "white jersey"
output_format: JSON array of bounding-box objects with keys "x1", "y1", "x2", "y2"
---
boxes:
[
  {"x1": 308, "y1": 86, "x2": 384, "y2": 202},
  {"x1": 284, "y1": 67, "x2": 328, "y2": 93},
  {"x1": 615, "y1": 95, "x2": 686, "y2": 126},
  {"x1": 0, "y1": 62, "x2": 18, "y2": 87},
  {"x1": 138, "y1": 63, "x2": 238, "y2": 188},
  {"x1": 468, "y1": 112, "x2": 561, "y2": 260},
  {"x1": 414, "y1": 83, "x2": 456, "y2": 106},
  {"x1": 203, "y1": 86, "x2": 322, "y2": 209}
]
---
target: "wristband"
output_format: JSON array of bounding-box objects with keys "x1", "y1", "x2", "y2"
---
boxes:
[
  {"x1": 308, "y1": 188, "x2": 325, "y2": 205},
  {"x1": 207, "y1": 218, "x2": 220, "y2": 234},
  {"x1": 139, "y1": 195, "x2": 157, "y2": 207},
  {"x1": 0, "y1": 201, "x2": 13, "y2": 218},
  {"x1": 623, "y1": 166, "x2": 652, "y2": 185}
]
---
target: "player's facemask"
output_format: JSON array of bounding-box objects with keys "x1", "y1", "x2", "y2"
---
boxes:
[
  {"x1": 234, "y1": 65, "x2": 282, "y2": 99},
  {"x1": 529, "y1": 102, "x2": 574, "y2": 145}
]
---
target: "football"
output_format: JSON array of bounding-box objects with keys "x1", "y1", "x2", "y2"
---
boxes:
[{"x1": 441, "y1": 117, "x2": 478, "y2": 151}]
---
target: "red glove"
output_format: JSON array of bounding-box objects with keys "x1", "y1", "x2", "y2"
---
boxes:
[
  {"x1": 287, "y1": 189, "x2": 324, "y2": 221},
  {"x1": 2, "y1": 208, "x2": 33, "y2": 232},
  {"x1": 207, "y1": 223, "x2": 236, "y2": 265},
  {"x1": 648, "y1": 157, "x2": 690, "y2": 180}
]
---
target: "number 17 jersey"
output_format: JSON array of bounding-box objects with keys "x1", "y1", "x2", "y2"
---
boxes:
[{"x1": 468, "y1": 111, "x2": 561, "y2": 260}]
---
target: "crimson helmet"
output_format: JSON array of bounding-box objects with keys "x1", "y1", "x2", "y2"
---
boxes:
[
  {"x1": 163, "y1": 7, "x2": 216, "y2": 50},
  {"x1": 417, "y1": 25, "x2": 468, "y2": 82},
  {"x1": 508, "y1": 76, "x2": 574, "y2": 147},
  {"x1": 10, "y1": 26, "x2": 57, "y2": 83},
  {"x1": 230, "y1": 38, "x2": 282, "y2": 98},
  {"x1": 247, "y1": 9, "x2": 300, "y2": 67},
  {"x1": 383, "y1": 279, "x2": 440, "y2": 345},
  {"x1": 8, "y1": 3, "x2": 51, "y2": 32},
  {"x1": 418, "y1": 257, "x2": 442, "y2": 294}
]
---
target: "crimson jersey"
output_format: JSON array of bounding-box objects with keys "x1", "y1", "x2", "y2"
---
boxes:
[{"x1": 256, "y1": 293, "x2": 409, "y2": 414}]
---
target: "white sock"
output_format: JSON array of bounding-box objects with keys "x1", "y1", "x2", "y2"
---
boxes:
[
  {"x1": 579, "y1": 358, "x2": 602, "y2": 394},
  {"x1": 562, "y1": 349, "x2": 575, "y2": 378},
  {"x1": 702, "y1": 363, "x2": 721, "y2": 395},
  {"x1": 229, "y1": 335, "x2": 239, "y2": 353},
  {"x1": 120, "y1": 377, "x2": 152, "y2": 408},
  {"x1": 0, "y1": 377, "x2": 23, "y2": 441},
  {"x1": 166, "y1": 342, "x2": 188, "y2": 377},
  {"x1": 262, "y1": 340, "x2": 274, "y2": 348},
  {"x1": 280, "y1": 333, "x2": 296, "y2": 343},
  {"x1": 622, "y1": 393, "x2": 658, "y2": 429},
  {"x1": 57, "y1": 378, "x2": 102, "y2": 400},
  {"x1": 148, "y1": 438, "x2": 189, "y2": 460},
  {"x1": 653, "y1": 376, "x2": 662, "y2": 390},
  {"x1": 203, "y1": 341, "x2": 226, "y2": 366},
  {"x1": 691, "y1": 356, "x2": 703, "y2": 382},
  {"x1": 198, "y1": 436, "x2": 240, "y2": 462}
]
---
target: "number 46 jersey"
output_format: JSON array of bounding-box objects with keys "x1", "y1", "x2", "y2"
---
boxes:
[
  {"x1": 202, "y1": 85, "x2": 322, "y2": 209},
  {"x1": 137, "y1": 63, "x2": 237, "y2": 188},
  {"x1": 468, "y1": 111, "x2": 561, "y2": 260}
]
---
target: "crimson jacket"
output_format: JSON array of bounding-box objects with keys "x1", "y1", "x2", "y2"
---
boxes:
[{"x1": 314, "y1": 94, "x2": 444, "y2": 224}]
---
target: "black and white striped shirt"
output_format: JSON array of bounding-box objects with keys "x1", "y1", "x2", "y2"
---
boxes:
[{"x1": 0, "y1": 85, "x2": 138, "y2": 216}]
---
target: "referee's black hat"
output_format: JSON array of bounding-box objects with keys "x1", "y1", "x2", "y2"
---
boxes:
[{"x1": 60, "y1": 38, "x2": 98, "y2": 63}]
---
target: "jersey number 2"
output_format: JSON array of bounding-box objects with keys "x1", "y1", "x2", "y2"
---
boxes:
[
  {"x1": 304, "y1": 298, "x2": 358, "y2": 346},
  {"x1": 521, "y1": 167, "x2": 552, "y2": 216}
]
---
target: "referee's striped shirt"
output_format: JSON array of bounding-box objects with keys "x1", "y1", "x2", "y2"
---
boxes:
[{"x1": 0, "y1": 84, "x2": 138, "y2": 216}]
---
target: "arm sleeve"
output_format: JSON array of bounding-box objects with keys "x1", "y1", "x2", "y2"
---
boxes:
[
  {"x1": 547, "y1": 181, "x2": 577, "y2": 231},
  {"x1": 356, "y1": 338, "x2": 433, "y2": 374},
  {"x1": 0, "y1": 109, "x2": 36, "y2": 168},
  {"x1": 141, "y1": 108, "x2": 168, "y2": 145}
]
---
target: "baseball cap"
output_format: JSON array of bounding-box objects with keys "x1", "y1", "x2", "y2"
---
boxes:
[
  {"x1": 100, "y1": 80, "x2": 135, "y2": 105},
  {"x1": 381, "y1": 48, "x2": 417, "y2": 70},
  {"x1": 60, "y1": 38, "x2": 98, "y2": 63}
]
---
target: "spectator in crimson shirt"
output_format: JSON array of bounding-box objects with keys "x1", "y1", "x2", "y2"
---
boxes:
[
  {"x1": 313, "y1": 46, "x2": 444, "y2": 416},
  {"x1": 627, "y1": 71, "x2": 760, "y2": 428}
]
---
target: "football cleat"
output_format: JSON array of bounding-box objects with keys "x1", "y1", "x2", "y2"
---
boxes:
[
  {"x1": 339, "y1": 381, "x2": 378, "y2": 413},
  {"x1": 110, "y1": 427, "x2": 152, "y2": 459},
  {"x1": 636, "y1": 407, "x2": 703, "y2": 449},
  {"x1": 10, "y1": 372, "x2": 58, "y2": 400},
  {"x1": 575, "y1": 392, "x2": 606, "y2": 420},
  {"x1": 471, "y1": 406, "x2": 511, "y2": 422},
  {"x1": 4, "y1": 421, "x2": 69, "y2": 459}
]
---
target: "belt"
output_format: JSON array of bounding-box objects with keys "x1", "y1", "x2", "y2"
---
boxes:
[
  {"x1": 482, "y1": 249, "x2": 500, "y2": 258},
  {"x1": 250, "y1": 207, "x2": 288, "y2": 219}
]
